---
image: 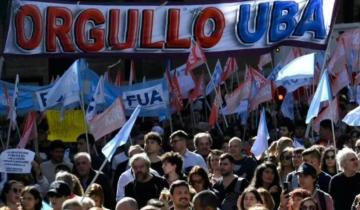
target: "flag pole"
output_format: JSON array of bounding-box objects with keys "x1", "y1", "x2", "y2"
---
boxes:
[
  {"x1": 6, "y1": 121, "x2": 12, "y2": 149},
  {"x1": 80, "y1": 90, "x2": 91, "y2": 154}
]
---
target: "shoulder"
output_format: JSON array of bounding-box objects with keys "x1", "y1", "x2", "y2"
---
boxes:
[{"x1": 40, "y1": 160, "x2": 51, "y2": 167}]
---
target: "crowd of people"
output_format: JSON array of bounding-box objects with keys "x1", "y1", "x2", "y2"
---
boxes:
[{"x1": 1, "y1": 114, "x2": 360, "y2": 210}]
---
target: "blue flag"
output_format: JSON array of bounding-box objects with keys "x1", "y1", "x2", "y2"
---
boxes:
[
  {"x1": 281, "y1": 93, "x2": 294, "y2": 120},
  {"x1": 102, "y1": 105, "x2": 141, "y2": 161},
  {"x1": 205, "y1": 59, "x2": 222, "y2": 95},
  {"x1": 306, "y1": 71, "x2": 332, "y2": 124},
  {"x1": 251, "y1": 108, "x2": 269, "y2": 159},
  {"x1": 343, "y1": 106, "x2": 360, "y2": 126}
]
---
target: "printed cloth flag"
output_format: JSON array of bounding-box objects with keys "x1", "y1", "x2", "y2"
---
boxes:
[
  {"x1": 249, "y1": 80, "x2": 273, "y2": 111},
  {"x1": 251, "y1": 108, "x2": 270, "y2": 159},
  {"x1": 189, "y1": 73, "x2": 205, "y2": 103},
  {"x1": 224, "y1": 78, "x2": 251, "y2": 114},
  {"x1": 221, "y1": 57, "x2": 238, "y2": 83},
  {"x1": 102, "y1": 105, "x2": 141, "y2": 161},
  {"x1": 206, "y1": 59, "x2": 223, "y2": 95},
  {"x1": 185, "y1": 40, "x2": 206, "y2": 74},
  {"x1": 331, "y1": 65, "x2": 351, "y2": 96},
  {"x1": 283, "y1": 48, "x2": 303, "y2": 65},
  {"x1": 343, "y1": 105, "x2": 360, "y2": 126},
  {"x1": 45, "y1": 59, "x2": 83, "y2": 110},
  {"x1": 129, "y1": 60, "x2": 135, "y2": 85},
  {"x1": 17, "y1": 112, "x2": 37, "y2": 148},
  {"x1": 313, "y1": 97, "x2": 339, "y2": 132},
  {"x1": 275, "y1": 53, "x2": 315, "y2": 82},
  {"x1": 89, "y1": 97, "x2": 126, "y2": 140},
  {"x1": 327, "y1": 38, "x2": 347, "y2": 76},
  {"x1": 209, "y1": 88, "x2": 222, "y2": 128},
  {"x1": 170, "y1": 64, "x2": 195, "y2": 99},
  {"x1": 258, "y1": 53, "x2": 272, "y2": 70},
  {"x1": 86, "y1": 76, "x2": 105, "y2": 122},
  {"x1": 8, "y1": 74, "x2": 19, "y2": 129},
  {"x1": 114, "y1": 71, "x2": 124, "y2": 86},
  {"x1": 165, "y1": 61, "x2": 183, "y2": 112},
  {"x1": 281, "y1": 93, "x2": 294, "y2": 120},
  {"x1": 306, "y1": 71, "x2": 332, "y2": 124}
]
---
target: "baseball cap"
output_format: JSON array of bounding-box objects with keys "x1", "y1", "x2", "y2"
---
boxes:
[
  {"x1": 47, "y1": 181, "x2": 71, "y2": 197},
  {"x1": 296, "y1": 163, "x2": 317, "y2": 178}
]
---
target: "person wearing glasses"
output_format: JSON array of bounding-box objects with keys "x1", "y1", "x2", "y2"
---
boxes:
[
  {"x1": 320, "y1": 147, "x2": 338, "y2": 177},
  {"x1": 330, "y1": 147, "x2": 360, "y2": 210},
  {"x1": 278, "y1": 147, "x2": 295, "y2": 184},
  {"x1": 0, "y1": 180, "x2": 24, "y2": 210},
  {"x1": 298, "y1": 197, "x2": 319, "y2": 210}
]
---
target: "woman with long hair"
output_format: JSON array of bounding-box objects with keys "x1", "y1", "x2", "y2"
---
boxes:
[
  {"x1": 320, "y1": 147, "x2": 338, "y2": 176},
  {"x1": 250, "y1": 162, "x2": 282, "y2": 209},
  {"x1": 0, "y1": 180, "x2": 24, "y2": 210},
  {"x1": 278, "y1": 147, "x2": 295, "y2": 184},
  {"x1": 161, "y1": 152, "x2": 186, "y2": 185},
  {"x1": 237, "y1": 187, "x2": 264, "y2": 210},
  {"x1": 20, "y1": 186, "x2": 42, "y2": 210},
  {"x1": 299, "y1": 197, "x2": 319, "y2": 210}
]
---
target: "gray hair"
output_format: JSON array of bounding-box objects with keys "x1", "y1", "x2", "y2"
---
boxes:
[
  {"x1": 116, "y1": 197, "x2": 138, "y2": 210},
  {"x1": 74, "y1": 152, "x2": 92, "y2": 163},
  {"x1": 62, "y1": 198, "x2": 82, "y2": 210},
  {"x1": 129, "y1": 153, "x2": 151, "y2": 168},
  {"x1": 336, "y1": 147, "x2": 357, "y2": 171}
]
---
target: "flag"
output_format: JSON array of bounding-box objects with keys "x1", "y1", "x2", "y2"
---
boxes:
[
  {"x1": 209, "y1": 89, "x2": 222, "y2": 128},
  {"x1": 327, "y1": 38, "x2": 347, "y2": 76},
  {"x1": 313, "y1": 97, "x2": 339, "y2": 132},
  {"x1": 283, "y1": 48, "x2": 303, "y2": 65},
  {"x1": 343, "y1": 105, "x2": 360, "y2": 126},
  {"x1": 275, "y1": 53, "x2": 315, "y2": 82},
  {"x1": 205, "y1": 59, "x2": 223, "y2": 95},
  {"x1": 17, "y1": 112, "x2": 37, "y2": 148},
  {"x1": 89, "y1": 98, "x2": 126, "y2": 140},
  {"x1": 114, "y1": 71, "x2": 123, "y2": 86},
  {"x1": 249, "y1": 80, "x2": 273, "y2": 111},
  {"x1": 281, "y1": 93, "x2": 294, "y2": 120},
  {"x1": 129, "y1": 60, "x2": 135, "y2": 85},
  {"x1": 221, "y1": 57, "x2": 238, "y2": 83},
  {"x1": 103, "y1": 71, "x2": 110, "y2": 83},
  {"x1": 170, "y1": 64, "x2": 195, "y2": 99},
  {"x1": 355, "y1": 72, "x2": 360, "y2": 85},
  {"x1": 331, "y1": 65, "x2": 351, "y2": 96},
  {"x1": 45, "y1": 59, "x2": 83, "y2": 110},
  {"x1": 224, "y1": 78, "x2": 252, "y2": 114},
  {"x1": 102, "y1": 105, "x2": 141, "y2": 161},
  {"x1": 86, "y1": 76, "x2": 105, "y2": 122},
  {"x1": 185, "y1": 41, "x2": 206, "y2": 74},
  {"x1": 258, "y1": 53, "x2": 272, "y2": 70},
  {"x1": 305, "y1": 71, "x2": 332, "y2": 123},
  {"x1": 189, "y1": 73, "x2": 205, "y2": 103},
  {"x1": 8, "y1": 74, "x2": 19, "y2": 129},
  {"x1": 165, "y1": 61, "x2": 183, "y2": 112},
  {"x1": 251, "y1": 108, "x2": 269, "y2": 159}
]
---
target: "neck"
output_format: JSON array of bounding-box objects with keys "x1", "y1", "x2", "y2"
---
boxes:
[
  {"x1": 213, "y1": 169, "x2": 221, "y2": 177},
  {"x1": 327, "y1": 167, "x2": 336, "y2": 173},
  {"x1": 138, "y1": 173, "x2": 153, "y2": 183},
  {"x1": 306, "y1": 185, "x2": 315, "y2": 193},
  {"x1": 263, "y1": 183, "x2": 271, "y2": 189},
  {"x1": 148, "y1": 153, "x2": 160, "y2": 162},
  {"x1": 223, "y1": 174, "x2": 236, "y2": 182},
  {"x1": 344, "y1": 170, "x2": 356, "y2": 177},
  {"x1": 179, "y1": 148, "x2": 187, "y2": 156},
  {"x1": 167, "y1": 172, "x2": 179, "y2": 182}
]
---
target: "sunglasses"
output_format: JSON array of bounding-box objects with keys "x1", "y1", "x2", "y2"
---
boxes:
[
  {"x1": 325, "y1": 155, "x2": 335, "y2": 160},
  {"x1": 301, "y1": 205, "x2": 317, "y2": 210},
  {"x1": 11, "y1": 188, "x2": 22, "y2": 194}
]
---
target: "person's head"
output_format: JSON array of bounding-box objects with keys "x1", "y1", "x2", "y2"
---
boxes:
[
  {"x1": 140, "y1": 205, "x2": 161, "y2": 210},
  {"x1": 80, "y1": 197, "x2": 95, "y2": 210},
  {"x1": 320, "y1": 147, "x2": 337, "y2": 172},
  {"x1": 279, "y1": 147, "x2": 294, "y2": 169},
  {"x1": 355, "y1": 139, "x2": 360, "y2": 154},
  {"x1": 130, "y1": 153, "x2": 151, "y2": 182},
  {"x1": 85, "y1": 184, "x2": 104, "y2": 208},
  {"x1": 289, "y1": 189, "x2": 311, "y2": 210},
  {"x1": 74, "y1": 152, "x2": 92, "y2": 177},
  {"x1": 294, "y1": 121, "x2": 306, "y2": 138},
  {"x1": 161, "y1": 151, "x2": 183, "y2": 177},
  {"x1": 193, "y1": 132, "x2": 213, "y2": 157},
  {"x1": 146, "y1": 199, "x2": 166, "y2": 210},
  {"x1": 128, "y1": 144, "x2": 145, "y2": 157},
  {"x1": 256, "y1": 188, "x2": 274, "y2": 210},
  {"x1": 50, "y1": 140, "x2": 66, "y2": 163},
  {"x1": 192, "y1": 190, "x2": 218, "y2": 210},
  {"x1": 116, "y1": 197, "x2": 138, "y2": 210},
  {"x1": 1, "y1": 180, "x2": 24, "y2": 205},
  {"x1": 276, "y1": 137, "x2": 293, "y2": 159},
  {"x1": 237, "y1": 188, "x2": 263, "y2": 210},
  {"x1": 302, "y1": 147, "x2": 321, "y2": 172},
  {"x1": 20, "y1": 186, "x2": 42, "y2": 210},
  {"x1": 251, "y1": 162, "x2": 280, "y2": 189},
  {"x1": 219, "y1": 153, "x2": 235, "y2": 176},
  {"x1": 47, "y1": 181, "x2": 71, "y2": 210},
  {"x1": 169, "y1": 180, "x2": 191, "y2": 210},
  {"x1": 296, "y1": 163, "x2": 317, "y2": 191},
  {"x1": 292, "y1": 148, "x2": 304, "y2": 169},
  {"x1": 76, "y1": 133, "x2": 95, "y2": 153},
  {"x1": 170, "y1": 130, "x2": 189, "y2": 153},
  {"x1": 336, "y1": 147, "x2": 359, "y2": 175},
  {"x1": 55, "y1": 171, "x2": 84, "y2": 196},
  {"x1": 279, "y1": 119, "x2": 294, "y2": 137},
  {"x1": 207, "y1": 149, "x2": 223, "y2": 173},
  {"x1": 299, "y1": 197, "x2": 319, "y2": 210},
  {"x1": 144, "y1": 131, "x2": 162, "y2": 155},
  {"x1": 228, "y1": 137, "x2": 243, "y2": 159},
  {"x1": 188, "y1": 166, "x2": 211, "y2": 193},
  {"x1": 319, "y1": 120, "x2": 332, "y2": 140},
  {"x1": 353, "y1": 194, "x2": 360, "y2": 210},
  {"x1": 61, "y1": 198, "x2": 83, "y2": 210}
]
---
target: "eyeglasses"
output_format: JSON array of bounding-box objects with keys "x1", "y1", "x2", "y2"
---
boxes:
[
  {"x1": 11, "y1": 188, "x2": 22, "y2": 194},
  {"x1": 325, "y1": 155, "x2": 335, "y2": 160},
  {"x1": 301, "y1": 205, "x2": 317, "y2": 210}
]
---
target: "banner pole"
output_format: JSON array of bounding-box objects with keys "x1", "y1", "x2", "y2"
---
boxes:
[
  {"x1": 80, "y1": 91, "x2": 91, "y2": 154},
  {"x1": 6, "y1": 121, "x2": 12, "y2": 149}
]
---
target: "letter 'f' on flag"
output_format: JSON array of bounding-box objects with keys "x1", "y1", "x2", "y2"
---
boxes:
[
  {"x1": 251, "y1": 108, "x2": 269, "y2": 160},
  {"x1": 102, "y1": 105, "x2": 141, "y2": 161},
  {"x1": 306, "y1": 71, "x2": 332, "y2": 124}
]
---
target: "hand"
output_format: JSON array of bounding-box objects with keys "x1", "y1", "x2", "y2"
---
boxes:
[
  {"x1": 269, "y1": 185, "x2": 279, "y2": 193},
  {"x1": 279, "y1": 191, "x2": 290, "y2": 210},
  {"x1": 31, "y1": 161, "x2": 42, "y2": 178}
]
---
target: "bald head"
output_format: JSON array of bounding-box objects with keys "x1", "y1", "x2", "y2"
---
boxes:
[{"x1": 116, "y1": 197, "x2": 138, "y2": 210}]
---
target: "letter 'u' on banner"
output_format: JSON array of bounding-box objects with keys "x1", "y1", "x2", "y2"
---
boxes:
[{"x1": 46, "y1": 110, "x2": 87, "y2": 142}]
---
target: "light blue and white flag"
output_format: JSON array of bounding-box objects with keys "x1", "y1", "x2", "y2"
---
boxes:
[
  {"x1": 8, "y1": 74, "x2": 19, "y2": 129},
  {"x1": 86, "y1": 76, "x2": 105, "y2": 122},
  {"x1": 275, "y1": 53, "x2": 315, "y2": 81},
  {"x1": 306, "y1": 71, "x2": 332, "y2": 124},
  {"x1": 102, "y1": 105, "x2": 141, "y2": 161},
  {"x1": 205, "y1": 59, "x2": 222, "y2": 95},
  {"x1": 281, "y1": 93, "x2": 294, "y2": 120},
  {"x1": 342, "y1": 106, "x2": 360, "y2": 126},
  {"x1": 251, "y1": 108, "x2": 270, "y2": 160}
]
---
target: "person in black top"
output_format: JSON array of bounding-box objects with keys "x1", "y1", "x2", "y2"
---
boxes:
[
  {"x1": 144, "y1": 131, "x2": 164, "y2": 175},
  {"x1": 213, "y1": 153, "x2": 248, "y2": 210},
  {"x1": 125, "y1": 153, "x2": 168, "y2": 208},
  {"x1": 330, "y1": 147, "x2": 360, "y2": 210}
]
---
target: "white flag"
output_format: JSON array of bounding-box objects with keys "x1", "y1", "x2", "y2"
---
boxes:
[
  {"x1": 251, "y1": 108, "x2": 270, "y2": 160},
  {"x1": 86, "y1": 76, "x2": 105, "y2": 122}
]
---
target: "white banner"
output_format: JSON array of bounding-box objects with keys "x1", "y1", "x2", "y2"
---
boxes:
[
  {"x1": 0, "y1": 149, "x2": 35, "y2": 174},
  {"x1": 4, "y1": 0, "x2": 337, "y2": 55}
]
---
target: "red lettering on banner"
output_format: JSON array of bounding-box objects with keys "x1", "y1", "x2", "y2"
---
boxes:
[
  {"x1": 15, "y1": 5, "x2": 42, "y2": 50},
  {"x1": 109, "y1": 9, "x2": 139, "y2": 50},
  {"x1": 140, "y1": 9, "x2": 164, "y2": 48},
  {"x1": 194, "y1": 7, "x2": 225, "y2": 48},
  {"x1": 166, "y1": 9, "x2": 191, "y2": 48},
  {"x1": 75, "y1": 9, "x2": 105, "y2": 52},
  {"x1": 46, "y1": 7, "x2": 75, "y2": 52}
]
